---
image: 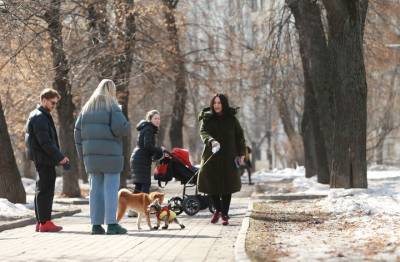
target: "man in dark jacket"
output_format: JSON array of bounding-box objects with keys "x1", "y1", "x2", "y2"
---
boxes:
[{"x1": 25, "y1": 88, "x2": 69, "y2": 232}]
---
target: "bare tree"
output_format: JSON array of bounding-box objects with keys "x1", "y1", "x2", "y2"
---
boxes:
[
  {"x1": 0, "y1": 98, "x2": 26, "y2": 203},
  {"x1": 113, "y1": 0, "x2": 136, "y2": 187},
  {"x1": 162, "y1": 0, "x2": 187, "y2": 148},
  {"x1": 42, "y1": 0, "x2": 81, "y2": 196},
  {"x1": 288, "y1": 0, "x2": 368, "y2": 188},
  {"x1": 276, "y1": 91, "x2": 304, "y2": 167}
]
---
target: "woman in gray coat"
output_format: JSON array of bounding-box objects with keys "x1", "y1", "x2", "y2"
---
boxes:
[{"x1": 74, "y1": 79, "x2": 130, "y2": 235}]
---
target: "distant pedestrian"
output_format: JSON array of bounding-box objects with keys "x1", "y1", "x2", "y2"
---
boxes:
[
  {"x1": 25, "y1": 88, "x2": 69, "y2": 232},
  {"x1": 240, "y1": 146, "x2": 253, "y2": 185},
  {"x1": 74, "y1": 79, "x2": 131, "y2": 235},
  {"x1": 198, "y1": 94, "x2": 246, "y2": 226}
]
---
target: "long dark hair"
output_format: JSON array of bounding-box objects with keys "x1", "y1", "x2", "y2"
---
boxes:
[{"x1": 210, "y1": 93, "x2": 230, "y2": 115}]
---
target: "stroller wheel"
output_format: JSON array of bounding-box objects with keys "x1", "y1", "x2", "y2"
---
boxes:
[
  {"x1": 168, "y1": 197, "x2": 183, "y2": 215},
  {"x1": 183, "y1": 196, "x2": 201, "y2": 216}
]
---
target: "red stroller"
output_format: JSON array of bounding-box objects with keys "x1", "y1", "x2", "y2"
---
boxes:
[{"x1": 154, "y1": 148, "x2": 215, "y2": 216}]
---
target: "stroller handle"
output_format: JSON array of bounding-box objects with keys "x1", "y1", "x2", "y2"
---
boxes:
[{"x1": 162, "y1": 149, "x2": 216, "y2": 165}]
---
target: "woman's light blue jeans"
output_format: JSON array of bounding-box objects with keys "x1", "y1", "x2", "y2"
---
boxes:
[{"x1": 89, "y1": 173, "x2": 120, "y2": 225}]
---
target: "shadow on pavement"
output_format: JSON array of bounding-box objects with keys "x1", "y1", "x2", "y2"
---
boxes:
[
  {"x1": 57, "y1": 230, "x2": 220, "y2": 239},
  {"x1": 179, "y1": 212, "x2": 246, "y2": 219},
  {"x1": 0, "y1": 237, "x2": 21, "y2": 240},
  {"x1": 127, "y1": 232, "x2": 220, "y2": 238}
]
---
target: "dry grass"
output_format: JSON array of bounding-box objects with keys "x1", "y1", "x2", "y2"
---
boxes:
[{"x1": 246, "y1": 201, "x2": 330, "y2": 261}]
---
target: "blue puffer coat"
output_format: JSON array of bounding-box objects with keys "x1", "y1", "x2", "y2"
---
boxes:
[{"x1": 74, "y1": 104, "x2": 130, "y2": 174}]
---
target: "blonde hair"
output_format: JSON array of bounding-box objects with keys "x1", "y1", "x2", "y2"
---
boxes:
[
  {"x1": 146, "y1": 110, "x2": 160, "y2": 121},
  {"x1": 81, "y1": 79, "x2": 119, "y2": 114}
]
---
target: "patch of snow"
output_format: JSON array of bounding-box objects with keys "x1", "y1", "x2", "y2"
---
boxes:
[
  {"x1": 251, "y1": 166, "x2": 305, "y2": 183},
  {"x1": 24, "y1": 177, "x2": 89, "y2": 195},
  {"x1": 320, "y1": 188, "x2": 400, "y2": 216},
  {"x1": 54, "y1": 177, "x2": 89, "y2": 201},
  {"x1": 367, "y1": 170, "x2": 400, "y2": 180},
  {"x1": 0, "y1": 198, "x2": 34, "y2": 219},
  {"x1": 257, "y1": 166, "x2": 400, "y2": 216},
  {"x1": 54, "y1": 177, "x2": 63, "y2": 193},
  {"x1": 21, "y1": 177, "x2": 36, "y2": 194},
  {"x1": 367, "y1": 164, "x2": 400, "y2": 171},
  {"x1": 292, "y1": 176, "x2": 330, "y2": 195}
]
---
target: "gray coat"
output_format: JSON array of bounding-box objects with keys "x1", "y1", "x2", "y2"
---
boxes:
[{"x1": 74, "y1": 104, "x2": 130, "y2": 174}]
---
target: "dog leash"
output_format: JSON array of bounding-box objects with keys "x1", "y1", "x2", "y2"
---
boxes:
[{"x1": 184, "y1": 151, "x2": 217, "y2": 186}]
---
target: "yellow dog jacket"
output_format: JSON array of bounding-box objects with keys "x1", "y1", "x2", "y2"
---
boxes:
[{"x1": 157, "y1": 206, "x2": 177, "y2": 223}]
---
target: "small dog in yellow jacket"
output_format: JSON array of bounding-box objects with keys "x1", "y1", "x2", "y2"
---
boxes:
[{"x1": 148, "y1": 199, "x2": 185, "y2": 230}]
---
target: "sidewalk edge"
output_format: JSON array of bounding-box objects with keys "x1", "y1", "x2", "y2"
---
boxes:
[
  {"x1": 234, "y1": 200, "x2": 253, "y2": 262},
  {"x1": 0, "y1": 208, "x2": 81, "y2": 232}
]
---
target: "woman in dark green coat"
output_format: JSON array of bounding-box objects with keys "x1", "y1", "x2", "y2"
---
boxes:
[{"x1": 198, "y1": 94, "x2": 246, "y2": 225}]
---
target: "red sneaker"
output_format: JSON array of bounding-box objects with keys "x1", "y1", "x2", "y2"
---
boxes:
[
  {"x1": 39, "y1": 221, "x2": 63, "y2": 232},
  {"x1": 221, "y1": 215, "x2": 229, "y2": 226},
  {"x1": 35, "y1": 222, "x2": 40, "y2": 232},
  {"x1": 210, "y1": 211, "x2": 220, "y2": 224}
]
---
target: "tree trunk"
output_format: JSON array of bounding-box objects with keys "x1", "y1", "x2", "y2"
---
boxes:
[
  {"x1": 84, "y1": 0, "x2": 115, "y2": 185},
  {"x1": 291, "y1": 1, "x2": 330, "y2": 183},
  {"x1": 187, "y1": 84, "x2": 202, "y2": 163},
  {"x1": 301, "y1": 108, "x2": 317, "y2": 178},
  {"x1": 288, "y1": 0, "x2": 368, "y2": 188},
  {"x1": 79, "y1": 158, "x2": 88, "y2": 183},
  {"x1": 113, "y1": 0, "x2": 136, "y2": 188},
  {"x1": 163, "y1": 0, "x2": 187, "y2": 148},
  {"x1": 288, "y1": 0, "x2": 333, "y2": 179},
  {"x1": 276, "y1": 93, "x2": 304, "y2": 166},
  {"x1": 22, "y1": 149, "x2": 36, "y2": 179},
  {"x1": 158, "y1": 111, "x2": 169, "y2": 148},
  {"x1": 326, "y1": 0, "x2": 368, "y2": 188},
  {"x1": 0, "y1": 98, "x2": 26, "y2": 203},
  {"x1": 266, "y1": 130, "x2": 273, "y2": 170},
  {"x1": 301, "y1": 82, "x2": 329, "y2": 183},
  {"x1": 44, "y1": 0, "x2": 81, "y2": 197},
  {"x1": 373, "y1": 66, "x2": 399, "y2": 165},
  {"x1": 251, "y1": 141, "x2": 258, "y2": 172},
  {"x1": 86, "y1": 0, "x2": 113, "y2": 79},
  {"x1": 375, "y1": 142, "x2": 384, "y2": 165}
]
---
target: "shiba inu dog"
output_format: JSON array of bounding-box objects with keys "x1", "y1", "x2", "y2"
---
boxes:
[{"x1": 117, "y1": 189, "x2": 164, "y2": 230}]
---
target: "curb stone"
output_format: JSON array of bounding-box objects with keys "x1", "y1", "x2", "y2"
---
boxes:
[
  {"x1": 0, "y1": 208, "x2": 81, "y2": 232},
  {"x1": 54, "y1": 198, "x2": 89, "y2": 205},
  {"x1": 234, "y1": 200, "x2": 254, "y2": 262},
  {"x1": 254, "y1": 194, "x2": 327, "y2": 201}
]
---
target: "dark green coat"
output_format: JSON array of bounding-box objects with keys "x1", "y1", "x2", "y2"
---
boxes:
[{"x1": 197, "y1": 107, "x2": 246, "y2": 195}]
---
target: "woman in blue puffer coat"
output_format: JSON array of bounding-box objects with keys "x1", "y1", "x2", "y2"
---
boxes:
[{"x1": 74, "y1": 79, "x2": 130, "y2": 235}]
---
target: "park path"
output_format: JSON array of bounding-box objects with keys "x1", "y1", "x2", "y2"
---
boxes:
[{"x1": 0, "y1": 181, "x2": 254, "y2": 262}]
